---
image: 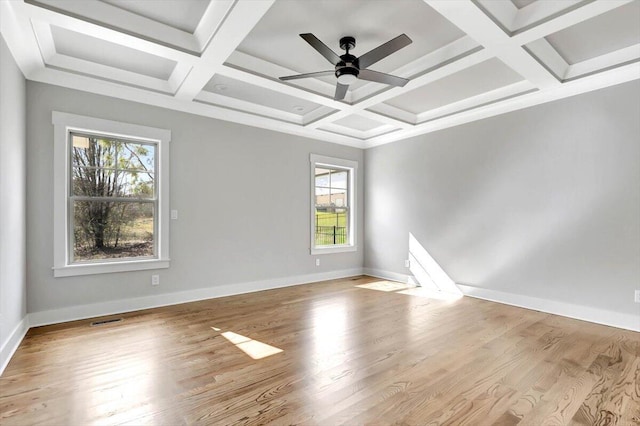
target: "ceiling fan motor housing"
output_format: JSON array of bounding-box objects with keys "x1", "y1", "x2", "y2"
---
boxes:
[
  {"x1": 335, "y1": 53, "x2": 360, "y2": 80},
  {"x1": 336, "y1": 37, "x2": 360, "y2": 82}
]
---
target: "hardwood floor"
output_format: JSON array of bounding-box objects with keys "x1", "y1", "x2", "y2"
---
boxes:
[{"x1": 1, "y1": 276, "x2": 638, "y2": 425}]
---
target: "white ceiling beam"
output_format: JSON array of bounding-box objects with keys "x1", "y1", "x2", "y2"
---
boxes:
[
  {"x1": 565, "y1": 43, "x2": 640, "y2": 80},
  {"x1": 193, "y1": 0, "x2": 235, "y2": 50},
  {"x1": 367, "y1": 103, "x2": 417, "y2": 125},
  {"x1": 28, "y1": 65, "x2": 365, "y2": 148},
  {"x1": 30, "y1": 20, "x2": 177, "y2": 93},
  {"x1": 3, "y1": 0, "x2": 638, "y2": 149},
  {"x1": 512, "y1": 0, "x2": 583, "y2": 32},
  {"x1": 174, "y1": 0, "x2": 274, "y2": 101},
  {"x1": 525, "y1": 38, "x2": 569, "y2": 80},
  {"x1": 512, "y1": 0, "x2": 634, "y2": 45},
  {"x1": 307, "y1": 48, "x2": 492, "y2": 130},
  {"x1": 415, "y1": 80, "x2": 536, "y2": 123},
  {"x1": 27, "y1": 0, "x2": 200, "y2": 53},
  {"x1": 350, "y1": 36, "x2": 480, "y2": 102},
  {"x1": 355, "y1": 49, "x2": 492, "y2": 109},
  {"x1": 227, "y1": 50, "x2": 336, "y2": 98},
  {"x1": 426, "y1": 0, "x2": 559, "y2": 89},
  {"x1": 358, "y1": 110, "x2": 412, "y2": 130},
  {"x1": 302, "y1": 107, "x2": 335, "y2": 126},
  {"x1": 45, "y1": 54, "x2": 175, "y2": 93},
  {"x1": 474, "y1": 0, "x2": 518, "y2": 31},
  {"x1": 0, "y1": 1, "x2": 45, "y2": 78},
  {"x1": 224, "y1": 40, "x2": 480, "y2": 132},
  {"x1": 318, "y1": 122, "x2": 398, "y2": 140},
  {"x1": 195, "y1": 91, "x2": 304, "y2": 124},
  {"x1": 365, "y1": 61, "x2": 640, "y2": 148},
  {"x1": 30, "y1": 19, "x2": 56, "y2": 63},
  {"x1": 218, "y1": 64, "x2": 346, "y2": 110},
  {"x1": 22, "y1": 2, "x2": 198, "y2": 64},
  {"x1": 168, "y1": 63, "x2": 193, "y2": 93},
  {"x1": 318, "y1": 124, "x2": 372, "y2": 140}
]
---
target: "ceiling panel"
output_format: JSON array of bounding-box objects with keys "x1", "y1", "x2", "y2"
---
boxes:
[
  {"x1": 384, "y1": 58, "x2": 524, "y2": 114},
  {"x1": 203, "y1": 74, "x2": 323, "y2": 116},
  {"x1": 51, "y1": 26, "x2": 177, "y2": 80},
  {"x1": 100, "y1": 0, "x2": 210, "y2": 34},
  {"x1": 511, "y1": 0, "x2": 537, "y2": 9},
  {"x1": 545, "y1": 1, "x2": 640, "y2": 64},
  {"x1": 333, "y1": 114, "x2": 386, "y2": 132},
  {"x1": 2, "y1": 0, "x2": 638, "y2": 148},
  {"x1": 234, "y1": 0, "x2": 465, "y2": 90}
]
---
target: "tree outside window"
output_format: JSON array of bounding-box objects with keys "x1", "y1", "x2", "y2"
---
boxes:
[{"x1": 70, "y1": 133, "x2": 156, "y2": 262}]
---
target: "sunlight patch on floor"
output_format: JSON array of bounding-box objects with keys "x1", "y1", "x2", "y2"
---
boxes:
[
  {"x1": 356, "y1": 280, "x2": 462, "y2": 302},
  {"x1": 356, "y1": 281, "x2": 414, "y2": 292},
  {"x1": 211, "y1": 327, "x2": 283, "y2": 360}
]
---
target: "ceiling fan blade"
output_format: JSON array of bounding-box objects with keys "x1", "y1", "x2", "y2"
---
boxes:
[
  {"x1": 334, "y1": 83, "x2": 348, "y2": 101},
  {"x1": 357, "y1": 34, "x2": 412, "y2": 69},
  {"x1": 279, "y1": 70, "x2": 334, "y2": 81},
  {"x1": 300, "y1": 33, "x2": 342, "y2": 65},
  {"x1": 358, "y1": 69, "x2": 409, "y2": 87}
]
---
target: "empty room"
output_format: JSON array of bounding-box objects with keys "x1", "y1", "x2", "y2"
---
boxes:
[{"x1": 1, "y1": 0, "x2": 639, "y2": 424}]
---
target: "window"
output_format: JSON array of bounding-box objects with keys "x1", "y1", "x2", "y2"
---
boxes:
[
  {"x1": 310, "y1": 154, "x2": 357, "y2": 254},
  {"x1": 53, "y1": 112, "x2": 170, "y2": 277}
]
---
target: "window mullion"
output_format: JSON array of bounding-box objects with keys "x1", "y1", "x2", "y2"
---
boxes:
[{"x1": 71, "y1": 196, "x2": 156, "y2": 203}]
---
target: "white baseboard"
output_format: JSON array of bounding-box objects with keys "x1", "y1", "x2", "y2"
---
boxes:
[
  {"x1": 362, "y1": 267, "x2": 639, "y2": 332},
  {"x1": 11, "y1": 268, "x2": 637, "y2": 377},
  {"x1": 28, "y1": 268, "x2": 364, "y2": 327},
  {"x1": 457, "y1": 283, "x2": 640, "y2": 332},
  {"x1": 362, "y1": 267, "x2": 411, "y2": 283},
  {"x1": 0, "y1": 316, "x2": 29, "y2": 376}
]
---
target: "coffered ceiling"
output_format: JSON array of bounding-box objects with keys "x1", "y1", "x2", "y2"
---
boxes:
[{"x1": 1, "y1": 0, "x2": 638, "y2": 148}]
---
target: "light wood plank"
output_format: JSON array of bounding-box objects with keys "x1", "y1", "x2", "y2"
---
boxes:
[{"x1": 1, "y1": 276, "x2": 638, "y2": 425}]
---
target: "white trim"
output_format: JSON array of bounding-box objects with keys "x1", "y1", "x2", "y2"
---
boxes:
[
  {"x1": 174, "y1": 0, "x2": 274, "y2": 101},
  {"x1": 53, "y1": 259, "x2": 170, "y2": 277},
  {"x1": 310, "y1": 245, "x2": 358, "y2": 255},
  {"x1": 415, "y1": 80, "x2": 536, "y2": 124},
  {"x1": 22, "y1": 1, "x2": 199, "y2": 63},
  {"x1": 457, "y1": 284, "x2": 640, "y2": 333},
  {"x1": 365, "y1": 61, "x2": 640, "y2": 148},
  {"x1": 362, "y1": 267, "x2": 411, "y2": 284},
  {"x1": 0, "y1": 316, "x2": 29, "y2": 376},
  {"x1": 52, "y1": 112, "x2": 171, "y2": 277},
  {"x1": 564, "y1": 44, "x2": 640, "y2": 80},
  {"x1": 512, "y1": 1, "x2": 634, "y2": 46},
  {"x1": 426, "y1": 0, "x2": 559, "y2": 89},
  {"x1": 5, "y1": 271, "x2": 636, "y2": 373},
  {"x1": 3, "y1": 0, "x2": 639, "y2": 150},
  {"x1": 195, "y1": 90, "x2": 304, "y2": 124},
  {"x1": 361, "y1": 268, "x2": 639, "y2": 332},
  {"x1": 309, "y1": 154, "x2": 358, "y2": 255},
  {"x1": 28, "y1": 268, "x2": 365, "y2": 327}
]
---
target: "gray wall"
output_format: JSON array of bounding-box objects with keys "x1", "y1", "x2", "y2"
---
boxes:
[
  {"x1": 26, "y1": 82, "x2": 363, "y2": 314},
  {"x1": 365, "y1": 80, "x2": 640, "y2": 317},
  {"x1": 0, "y1": 36, "x2": 27, "y2": 349}
]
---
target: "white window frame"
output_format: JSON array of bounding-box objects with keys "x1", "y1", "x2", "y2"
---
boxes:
[
  {"x1": 310, "y1": 154, "x2": 357, "y2": 255},
  {"x1": 52, "y1": 111, "x2": 171, "y2": 277}
]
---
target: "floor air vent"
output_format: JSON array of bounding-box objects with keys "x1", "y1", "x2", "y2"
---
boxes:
[{"x1": 90, "y1": 318, "x2": 123, "y2": 326}]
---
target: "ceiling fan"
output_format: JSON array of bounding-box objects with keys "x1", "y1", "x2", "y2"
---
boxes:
[{"x1": 279, "y1": 33, "x2": 412, "y2": 101}]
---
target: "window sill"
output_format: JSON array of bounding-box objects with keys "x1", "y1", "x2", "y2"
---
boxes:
[
  {"x1": 310, "y1": 245, "x2": 357, "y2": 255},
  {"x1": 53, "y1": 258, "x2": 170, "y2": 277}
]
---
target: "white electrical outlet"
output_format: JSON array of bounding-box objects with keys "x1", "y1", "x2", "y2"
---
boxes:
[
  {"x1": 151, "y1": 275, "x2": 160, "y2": 286},
  {"x1": 171, "y1": 210, "x2": 178, "y2": 220},
  {"x1": 315, "y1": 258, "x2": 320, "y2": 266},
  {"x1": 405, "y1": 259, "x2": 411, "y2": 268},
  {"x1": 635, "y1": 290, "x2": 640, "y2": 303}
]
